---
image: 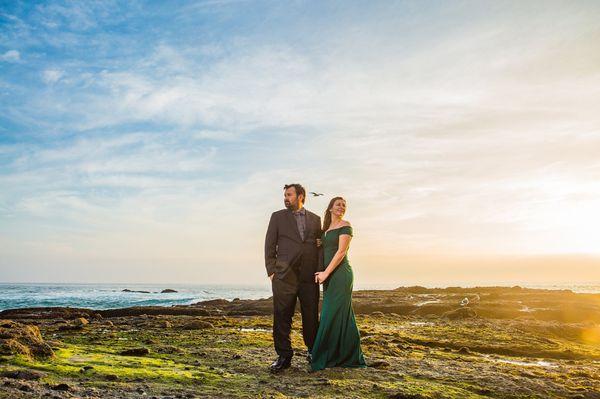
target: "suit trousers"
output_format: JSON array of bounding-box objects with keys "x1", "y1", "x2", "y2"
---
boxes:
[{"x1": 271, "y1": 272, "x2": 320, "y2": 358}]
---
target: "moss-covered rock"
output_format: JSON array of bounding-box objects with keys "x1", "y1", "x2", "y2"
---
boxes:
[{"x1": 0, "y1": 320, "x2": 54, "y2": 359}]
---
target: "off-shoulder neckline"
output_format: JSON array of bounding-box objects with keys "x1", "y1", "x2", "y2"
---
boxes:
[{"x1": 324, "y1": 225, "x2": 352, "y2": 235}]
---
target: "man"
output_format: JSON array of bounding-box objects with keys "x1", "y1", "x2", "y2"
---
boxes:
[{"x1": 265, "y1": 183, "x2": 323, "y2": 373}]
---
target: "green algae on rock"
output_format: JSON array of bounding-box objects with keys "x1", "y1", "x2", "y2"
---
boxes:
[{"x1": 0, "y1": 287, "x2": 599, "y2": 398}]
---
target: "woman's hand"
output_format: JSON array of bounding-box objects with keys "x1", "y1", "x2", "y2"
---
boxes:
[
  {"x1": 314, "y1": 271, "x2": 329, "y2": 284},
  {"x1": 316, "y1": 238, "x2": 322, "y2": 247}
]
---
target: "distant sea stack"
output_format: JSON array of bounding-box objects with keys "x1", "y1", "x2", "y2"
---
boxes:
[
  {"x1": 161, "y1": 289, "x2": 178, "y2": 293},
  {"x1": 121, "y1": 289, "x2": 151, "y2": 294}
]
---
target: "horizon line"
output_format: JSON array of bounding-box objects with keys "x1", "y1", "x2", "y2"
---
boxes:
[{"x1": 1, "y1": 281, "x2": 599, "y2": 287}]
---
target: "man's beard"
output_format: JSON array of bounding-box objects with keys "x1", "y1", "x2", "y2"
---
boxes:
[{"x1": 284, "y1": 201, "x2": 293, "y2": 209}]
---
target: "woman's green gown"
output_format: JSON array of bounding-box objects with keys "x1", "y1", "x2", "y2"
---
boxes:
[{"x1": 310, "y1": 225, "x2": 367, "y2": 371}]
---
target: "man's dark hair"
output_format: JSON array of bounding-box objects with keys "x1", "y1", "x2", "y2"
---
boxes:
[{"x1": 284, "y1": 183, "x2": 306, "y2": 203}]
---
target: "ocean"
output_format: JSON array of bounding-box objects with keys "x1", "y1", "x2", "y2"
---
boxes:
[
  {"x1": 0, "y1": 283, "x2": 273, "y2": 312},
  {"x1": 0, "y1": 282, "x2": 598, "y2": 311}
]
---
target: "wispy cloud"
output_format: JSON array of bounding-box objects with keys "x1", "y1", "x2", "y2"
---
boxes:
[
  {"x1": 1, "y1": 0, "x2": 599, "y2": 283},
  {"x1": 0, "y1": 49, "x2": 20, "y2": 62},
  {"x1": 41, "y1": 68, "x2": 64, "y2": 84}
]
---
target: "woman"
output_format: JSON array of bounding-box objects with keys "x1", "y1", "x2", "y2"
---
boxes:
[{"x1": 311, "y1": 197, "x2": 367, "y2": 371}]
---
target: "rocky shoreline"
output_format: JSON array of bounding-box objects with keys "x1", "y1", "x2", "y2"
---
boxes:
[
  {"x1": 3, "y1": 285, "x2": 598, "y2": 322},
  {"x1": 1, "y1": 286, "x2": 599, "y2": 398}
]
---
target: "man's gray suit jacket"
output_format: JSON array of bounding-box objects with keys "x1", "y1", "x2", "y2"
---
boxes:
[{"x1": 265, "y1": 208, "x2": 323, "y2": 283}]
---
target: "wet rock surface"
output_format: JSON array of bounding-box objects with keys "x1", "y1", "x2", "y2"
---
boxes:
[{"x1": 0, "y1": 287, "x2": 599, "y2": 398}]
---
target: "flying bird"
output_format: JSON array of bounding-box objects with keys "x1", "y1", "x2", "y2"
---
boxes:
[{"x1": 309, "y1": 192, "x2": 324, "y2": 197}]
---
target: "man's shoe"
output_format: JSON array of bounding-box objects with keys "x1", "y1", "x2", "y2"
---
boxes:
[{"x1": 269, "y1": 356, "x2": 292, "y2": 373}]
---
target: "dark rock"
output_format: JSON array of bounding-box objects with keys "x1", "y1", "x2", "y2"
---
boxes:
[
  {"x1": 195, "y1": 299, "x2": 231, "y2": 307},
  {"x1": 105, "y1": 374, "x2": 119, "y2": 381},
  {"x1": 50, "y1": 383, "x2": 70, "y2": 391},
  {"x1": 1, "y1": 369, "x2": 46, "y2": 380},
  {"x1": 0, "y1": 320, "x2": 15, "y2": 328},
  {"x1": 120, "y1": 347, "x2": 150, "y2": 356},
  {"x1": 442, "y1": 307, "x2": 477, "y2": 320},
  {"x1": 18, "y1": 383, "x2": 33, "y2": 392},
  {"x1": 58, "y1": 324, "x2": 81, "y2": 331},
  {"x1": 369, "y1": 359, "x2": 390, "y2": 369},
  {"x1": 98, "y1": 306, "x2": 209, "y2": 318},
  {"x1": 161, "y1": 289, "x2": 178, "y2": 293},
  {"x1": 0, "y1": 307, "x2": 94, "y2": 320},
  {"x1": 457, "y1": 347, "x2": 471, "y2": 354},
  {"x1": 181, "y1": 320, "x2": 214, "y2": 330},
  {"x1": 388, "y1": 393, "x2": 426, "y2": 399}
]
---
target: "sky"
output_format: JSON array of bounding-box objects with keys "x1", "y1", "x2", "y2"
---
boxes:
[{"x1": 1, "y1": 0, "x2": 600, "y2": 286}]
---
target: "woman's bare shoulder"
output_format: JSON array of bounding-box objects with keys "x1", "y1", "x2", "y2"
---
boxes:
[{"x1": 340, "y1": 220, "x2": 351, "y2": 227}]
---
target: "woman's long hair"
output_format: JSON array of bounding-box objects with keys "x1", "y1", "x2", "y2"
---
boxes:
[{"x1": 323, "y1": 196, "x2": 345, "y2": 231}]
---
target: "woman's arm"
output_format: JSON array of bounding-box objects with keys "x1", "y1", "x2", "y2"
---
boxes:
[{"x1": 315, "y1": 228, "x2": 351, "y2": 284}]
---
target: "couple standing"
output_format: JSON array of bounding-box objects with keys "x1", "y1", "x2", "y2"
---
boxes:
[{"x1": 264, "y1": 183, "x2": 367, "y2": 372}]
